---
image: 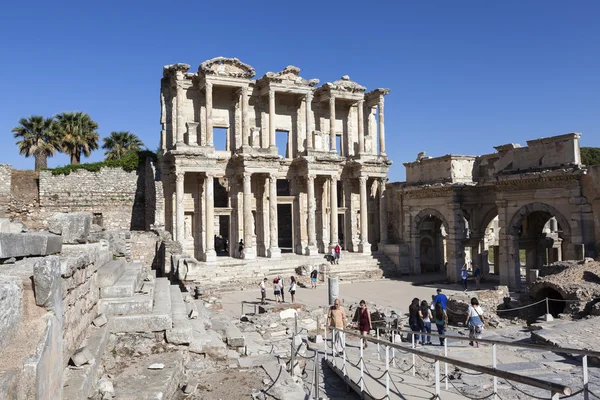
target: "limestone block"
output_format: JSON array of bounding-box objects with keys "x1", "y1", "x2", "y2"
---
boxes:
[
  {"x1": 0, "y1": 232, "x2": 62, "y2": 258},
  {"x1": 0, "y1": 277, "x2": 22, "y2": 348},
  {"x1": 93, "y1": 314, "x2": 108, "y2": 327},
  {"x1": 279, "y1": 308, "x2": 298, "y2": 320},
  {"x1": 0, "y1": 218, "x2": 25, "y2": 233},
  {"x1": 48, "y1": 213, "x2": 91, "y2": 244},
  {"x1": 33, "y1": 256, "x2": 62, "y2": 310}
]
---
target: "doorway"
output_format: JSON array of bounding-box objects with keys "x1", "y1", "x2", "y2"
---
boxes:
[
  {"x1": 337, "y1": 214, "x2": 345, "y2": 250},
  {"x1": 278, "y1": 204, "x2": 293, "y2": 253},
  {"x1": 216, "y1": 215, "x2": 229, "y2": 256}
]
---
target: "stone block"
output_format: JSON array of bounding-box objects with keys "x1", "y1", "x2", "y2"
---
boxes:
[
  {"x1": 97, "y1": 260, "x2": 126, "y2": 288},
  {"x1": 109, "y1": 314, "x2": 172, "y2": 333},
  {"x1": 279, "y1": 308, "x2": 298, "y2": 320},
  {"x1": 0, "y1": 277, "x2": 22, "y2": 348},
  {"x1": 98, "y1": 295, "x2": 153, "y2": 316},
  {"x1": 71, "y1": 347, "x2": 94, "y2": 367},
  {"x1": 93, "y1": 314, "x2": 108, "y2": 327},
  {"x1": 0, "y1": 232, "x2": 62, "y2": 258},
  {"x1": 48, "y1": 212, "x2": 91, "y2": 244},
  {"x1": 33, "y1": 256, "x2": 62, "y2": 310},
  {"x1": 0, "y1": 218, "x2": 25, "y2": 233}
]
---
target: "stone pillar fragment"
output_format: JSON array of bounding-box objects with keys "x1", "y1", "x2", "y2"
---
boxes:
[
  {"x1": 358, "y1": 176, "x2": 370, "y2": 254},
  {"x1": 306, "y1": 174, "x2": 318, "y2": 255},
  {"x1": 329, "y1": 177, "x2": 338, "y2": 248},
  {"x1": 175, "y1": 171, "x2": 185, "y2": 245},
  {"x1": 329, "y1": 96, "x2": 336, "y2": 152},
  {"x1": 378, "y1": 178, "x2": 388, "y2": 250},
  {"x1": 268, "y1": 174, "x2": 281, "y2": 258},
  {"x1": 357, "y1": 100, "x2": 365, "y2": 154},
  {"x1": 205, "y1": 81, "x2": 213, "y2": 146},
  {"x1": 204, "y1": 174, "x2": 216, "y2": 262},
  {"x1": 269, "y1": 89, "x2": 276, "y2": 149},
  {"x1": 378, "y1": 96, "x2": 386, "y2": 155},
  {"x1": 243, "y1": 173, "x2": 256, "y2": 259}
]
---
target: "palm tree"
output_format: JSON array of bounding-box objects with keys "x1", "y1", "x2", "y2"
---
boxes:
[
  {"x1": 102, "y1": 131, "x2": 144, "y2": 160},
  {"x1": 11, "y1": 116, "x2": 61, "y2": 170},
  {"x1": 53, "y1": 112, "x2": 99, "y2": 164}
]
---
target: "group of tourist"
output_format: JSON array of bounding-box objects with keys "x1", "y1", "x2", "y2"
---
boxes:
[
  {"x1": 258, "y1": 276, "x2": 297, "y2": 305},
  {"x1": 460, "y1": 264, "x2": 482, "y2": 292}
]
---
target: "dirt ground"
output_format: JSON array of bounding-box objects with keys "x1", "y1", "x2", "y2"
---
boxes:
[{"x1": 172, "y1": 369, "x2": 269, "y2": 400}]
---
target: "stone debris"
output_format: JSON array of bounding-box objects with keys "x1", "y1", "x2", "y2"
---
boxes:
[
  {"x1": 98, "y1": 376, "x2": 115, "y2": 399},
  {"x1": 183, "y1": 378, "x2": 198, "y2": 394},
  {"x1": 148, "y1": 363, "x2": 165, "y2": 370},
  {"x1": 47, "y1": 212, "x2": 91, "y2": 244},
  {"x1": 189, "y1": 309, "x2": 198, "y2": 319},
  {"x1": 71, "y1": 347, "x2": 94, "y2": 367},
  {"x1": 93, "y1": 314, "x2": 108, "y2": 327},
  {"x1": 279, "y1": 308, "x2": 298, "y2": 320}
]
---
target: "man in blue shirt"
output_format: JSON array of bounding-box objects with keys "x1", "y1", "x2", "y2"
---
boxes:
[{"x1": 433, "y1": 288, "x2": 448, "y2": 310}]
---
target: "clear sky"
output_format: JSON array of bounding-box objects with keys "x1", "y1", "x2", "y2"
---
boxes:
[{"x1": 1, "y1": 0, "x2": 598, "y2": 181}]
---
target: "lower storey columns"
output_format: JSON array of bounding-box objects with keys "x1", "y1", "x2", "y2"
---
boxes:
[
  {"x1": 204, "y1": 173, "x2": 217, "y2": 262},
  {"x1": 378, "y1": 177, "x2": 388, "y2": 250},
  {"x1": 267, "y1": 174, "x2": 281, "y2": 258},
  {"x1": 329, "y1": 176, "x2": 338, "y2": 248},
  {"x1": 242, "y1": 172, "x2": 256, "y2": 260},
  {"x1": 358, "y1": 176, "x2": 370, "y2": 254},
  {"x1": 175, "y1": 171, "x2": 185, "y2": 245},
  {"x1": 306, "y1": 175, "x2": 318, "y2": 255}
]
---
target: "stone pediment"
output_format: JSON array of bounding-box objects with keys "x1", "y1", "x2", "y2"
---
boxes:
[
  {"x1": 365, "y1": 88, "x2": 391, "y2": 101},
  {"x1": 325, "y1": 75, "x2": 366, "y2": 93},
  {"x1": 199, "y1": 57, "x2": 255, "y2": 79},
  {"x1": 259, "y1": 66, "x2": 319, "y2": 87},
  {"x1": 163, "y1": 63, "x2": 191, "y2": 77}
]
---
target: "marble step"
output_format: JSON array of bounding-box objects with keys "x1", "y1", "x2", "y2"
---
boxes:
[
  {"x1": 98, "y1": 277, "x2": 155, "y2": 316},
  {"x1": 165, "y1": 285, "x2": 192, "y2": 345},
  {"x1": 100, "y1": 263, "x2": 142, "y2": 299},
  {"x1": 97, "y1": 259, "x2": 127, "y2": 288}
]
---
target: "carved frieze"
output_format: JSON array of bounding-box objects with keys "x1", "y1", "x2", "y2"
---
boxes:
[{"x1": 198, "y1": 57, "x2": 255, "y2": 79}]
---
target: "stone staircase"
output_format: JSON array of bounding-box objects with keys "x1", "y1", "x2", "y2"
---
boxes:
[{"x1": 185, "y1": 250, "x2": 404, "y2": 294}]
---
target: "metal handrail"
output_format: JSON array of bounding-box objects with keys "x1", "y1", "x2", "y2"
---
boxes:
[
  {"x1": 330, "y1": 327, "x2": 572, "y2": 396},
  {"x1": 392, "y1": 327, "x2": 600, "y2": 358}
]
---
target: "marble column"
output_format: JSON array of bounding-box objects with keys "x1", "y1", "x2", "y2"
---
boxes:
[
  {"x1": 305, "y1": 91, "x2": 313, "y2": 149},
  {"x1": 329, "y1": 95, "x2": 336, "y2": 152},
  {"x1": 175, "y1": 80, "x2": 185, "y2": 144},
  {"x1": 357, "y1": 100, "x2": 365, "y2": 154},
  {"x1": 268, "y1": 174, "x2": 281, "y2": 258},
  {"x1": 378, "y1": 96, "x2": 386, "y2": 155},
  {"x1": 175, "y1": 171, "x2": 185, "y2": 245},
  {"x1": 242, "y1": 86, "x2": 249, "y2": 147},
  {"x1": 242, "y1": 172, "x2": 256, "y2": 259},
  {"x1": 205, "y1": 81, "x2": 213, "y2": 146},
  {"x1": 378, "y1": 177, "x2": 388, "y2": 250},
  {"x1": 204, "y1": 173, "x2": 217, "y2": 262},
  {"x1": 269, "y1": 89, "x2": 276, "y2": 149},
  {"x1": 358, "y1": 176, "x2": 370, "y2": 254},
  {"x1": 306, "y1": 174, "x2": 318, "y2": 255},
  {"x1": 329, "y1": 176, "x2": 338, "y2": 247}
]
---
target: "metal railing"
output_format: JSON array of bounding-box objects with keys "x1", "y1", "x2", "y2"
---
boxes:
[{"x1": 327, "y1": 326, "x2": 577, "y2": 400}]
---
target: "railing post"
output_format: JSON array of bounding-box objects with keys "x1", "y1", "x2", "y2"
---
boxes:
[
  {"x1": 435, "y1": 360, "x2": 440, "y2": 397},
  {"x1": 324, "y1": 324, "x2": 328, "y2": 362},
  {"x1": 385, "y1": 345, "x2": 390, "y2": 399},
  {"x1": 392, "y1": 329, "x2": 397, "y2": 368},
  {"x1": 444, "y1": 334, "x2": 448, "y2": 390},
  {"x1": 314, "y1": 352, "x2": 320, "y2": 400},
  {"x1": 583, "y1": 355, "x2": 589, "y2": 400},
  {"x1": 290, "y1": 337, "x2": 295, "y2": 377},
  {"x1": 546, "y1": 297, "x2": 550, "y2": 316},
  {"x1": 342, "y1": 331, "x2": 347, "y2": 376},
  {"x1": 411, "y1": 330, "x2": 416, "y2": 377},
  {"x1": 295, "y1": 313, "x2": 298, "y2": 336},
  {"x1": 377, "y1": 328, "x2": 381, "y2": 361},
  {"x1": 360, "y1": 337, "x2": 364, "y2": 394},
  {"x1": 492, "y1": 343, "x2": 498, "y2": 398}
]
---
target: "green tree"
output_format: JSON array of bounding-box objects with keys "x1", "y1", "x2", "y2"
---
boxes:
[
  {"x1": 53, "y1": 112, "x2": 99, "y2": 164},
  {"x1": 11, "y1": 116, "x2": 61, "y2": 170},
  {"x1": 102, "y1": 131, "x2": 144, "y2": 160},
  {"x1": 581, "y1": 147, "x2": 600, "y2": 166}
]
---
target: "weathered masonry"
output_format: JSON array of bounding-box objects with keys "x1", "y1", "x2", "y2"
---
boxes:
[
  {"x1": 386, "y1": 133, "x2": 600, "y2": 290},
  {"x1": 160, "y1": 58, "x2": 391, "y2": 261}
]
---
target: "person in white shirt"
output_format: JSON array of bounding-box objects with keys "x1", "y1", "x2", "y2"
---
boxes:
[
  {"x1": 289, "y1": 276, "x2": 297, "y2": 303},
  {"x1": 273, "y1": 278, "x2": 281, "y2": 303},
  {"x1": 259, "y1": 278, "x2": 267, "y2": 304},
  {"x1": 465, "y1": 297, "x2": 486, "y2": 347}
]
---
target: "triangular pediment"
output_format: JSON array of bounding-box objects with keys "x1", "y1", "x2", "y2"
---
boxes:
[
  {"x1": 259, "y1": 66, "x2": 319, "y2": 87},
  {"x1": 199, "y1": 57, "x2": 255, "y2": 79}
]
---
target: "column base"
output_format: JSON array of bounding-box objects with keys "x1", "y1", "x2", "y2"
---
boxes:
[
  {"x1": 267, "y1": 247, "x2": 281, "y2": 258},
  {"x1": 242, "y1": 248, "x2": 256, "y2": 260},
  {"x1": 204, "y1": 250, "x2": 217, "y2": 263},
  {"x1": 358, "y1": 242, "x2": 371, "y2": 254},
  {"x1": 305, "y1": 245, "x2": 319, "y2": 256}
]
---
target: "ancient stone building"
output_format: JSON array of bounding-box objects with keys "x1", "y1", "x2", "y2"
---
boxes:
[
  {"x1": 159, "y1": 57, "x2": 391, "y2": 262},
  {"x1": 386, "y1": 133, "x2": 599, "y2": 290}
]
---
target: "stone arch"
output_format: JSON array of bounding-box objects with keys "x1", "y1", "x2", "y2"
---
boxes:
[
  {"x1": 478, "y1": 206, "x2": 500, "y2": 235},
  {"x1": 413, "y1": 208, "x2": 450, "y2": 233},
  {"x1": 507, "y1": 202, "x2": 571, "y2": 238}
]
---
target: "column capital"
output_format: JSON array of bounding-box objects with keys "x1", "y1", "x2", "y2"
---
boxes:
[
  {"x1": 205, "y1": 172, "x2": 214, "y2": 179},
  {"x1": 380, "y1": 177, "x2": 388, "y2": 185},
  {"x1": 359, "y1": 175, "x2": 368, "y2": 184},
  {"x1": 205, "y1": 81, "x2": 213, "y2": 90},
  {"x1": 269, "y1": 88, "x2": 275, "y2": 99},
  {"x1": 268, "y1": 173, "x2": 278, "y2": 182},
  {"x1": 306, "y1": 174, "x2": 315, "y2": 182},
  {"x1": 241, "y1": 85, "x2": 248, "y2": 95},
  {"x1": 243, "y1": 172, "x2": 252, "y2": 182},
  {"x1": 176, "y1": 170, "x2": 185, "y2": 181},
  {"x1": 378, "y1": 95, "x2": 385, "y2": 106},
  {"x1": 306, "y1": 91, "x2": 313, "y2": 100}
]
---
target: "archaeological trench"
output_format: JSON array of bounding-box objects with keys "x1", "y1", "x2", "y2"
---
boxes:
[{"x1": 1, "y1": 57, "x2": 600, "y2": 399}]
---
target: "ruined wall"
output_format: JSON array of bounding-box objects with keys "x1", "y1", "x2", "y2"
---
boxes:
[
  {"x1": 404, "y1": 156, "x2": 476, "y2": 184},
  {"x1": 130, "y1": 231, "x2": 160, "y2": 269},
  {"x1": 0, "y1": 164, "x2": 12, "y2": 217},
  {"x1": 582, "y1": 166, "x2": 600, "y2": 254},
  {"x1": 38, "y1": 168, "x2": 143, "y2": 231}
]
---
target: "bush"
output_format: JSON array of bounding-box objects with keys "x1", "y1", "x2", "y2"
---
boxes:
[
  {"x1": 47, "y1": 150, "x2": 156, "y2": 175},
  {"x1": 581, "y1": 147, "x2": 600, "y2": 166}
]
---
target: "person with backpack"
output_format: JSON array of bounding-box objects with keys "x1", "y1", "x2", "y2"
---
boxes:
[
  {"x1": 310, "y1": 269, "x2": 318, "y2": 289},
  {"x1": 434, "y1": 302, "x2": 448, "y2": 346},
  {"x1": 334, "y1": 243, "x2": 341, "y2": 264},
  {"x1": 419, "y1": 299, "x2": 433, "y2": 345},
  {"x1": 273, "y1": 278, "x2": 281, "y2": 303},
  {"x1": 465, "y1": 297, "x2": 486, "y2": 347}
]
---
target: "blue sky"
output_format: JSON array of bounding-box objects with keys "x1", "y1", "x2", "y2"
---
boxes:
[{"x1": 1, "y1": 0, "x2": 598, "y2": 181}]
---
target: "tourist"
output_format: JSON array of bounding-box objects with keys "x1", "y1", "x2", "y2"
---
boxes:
[
  {"x1": 356, "y1": 300, "x2": 372, "y2": 348},
  {"x1": 279, "y1": 276, "x2": 285, "y2": 303},
  {"x1": 465, "y1": 297, "x2": 486, "y2": 347},
  {"x1": 334, "y1": 243, "x2": 341, "y2": 264},
  {"x1": 474, "y1": 266, "x2": 481, "y2": 290},
  {"x1": 310, "y1": 269, "x2": 318, "y2": 289},
  {"x1": 329, "y1": 247, "x2": 336, "y2": 264},
  {"x1": 289, "y1": 276, "x2": 297, "y2": 303},
  {"x1": 419, "y1": 300, "x2": 433, "y2": 345},
  {"x1": 430, "y1": 294, "x2": 436, "y2": 310},
  {"x1": 434, "y1": 302, "x2": 448, "y2": 346},
  {"x1": 433, "y1": 288, "x2": 448, "y2": 310},
  {"x1": 461, "y1": 264, "x2": 469, "y2": 292},
  {"x1": 238, "y1": 239, "x2": 244, "y2": 258},
  {"x1": 273, "y1": 277, "x2": 281, "y2": 303},
  {"x1": 259, "y1": 278, "x2": 267, "y2": 305},
  {"x1": 327, "y1": 298, "x2": 347, "y2": 356},
  {"x1": 408, "y1": 298, "x2": 422, "y2": 345}
]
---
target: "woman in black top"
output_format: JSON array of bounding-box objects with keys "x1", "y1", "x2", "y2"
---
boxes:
[{"x1": 408, "y1": 298, "x2": 421, "y2": 345}]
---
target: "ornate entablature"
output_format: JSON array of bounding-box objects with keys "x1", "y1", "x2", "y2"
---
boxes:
[
  {"x1": 198, "y1": 57, "x2": 255, "y2": 79},
  {"x1": 163, "y1": 63, "x2": 191, "y2": 77},
  {"x1": 365, "y1": 88, "x2": 391, "y2": 104},
  {"x1": 315, "y1": 75, "x2": 367, "y2": 100},
  {"x1": 257, "y1": 66, "x2": 320, "y2": 88}
]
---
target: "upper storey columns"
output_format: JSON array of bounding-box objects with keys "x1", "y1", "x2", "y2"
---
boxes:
[
  {"x1": 365, "y1": 88, "x2": 390, "y2": 156},
  {"x1": 329, "y1": 95, "x2": 336, "y2": 152},
  {"x1": 357, "y1": 100, "x2": 365, "y2": 154},
  {"x1": 305, "y1": 91, "x2": 314, "y2": 149},
  {"x1": 378, "y1": 96, "x2": 386, "y2": 156},
  {"x1": 205, "y1": 81, "x2": 214, "y2": 146},
  {"x1": 269, "y1": 89, "x2": 276, "y2": 149}
]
